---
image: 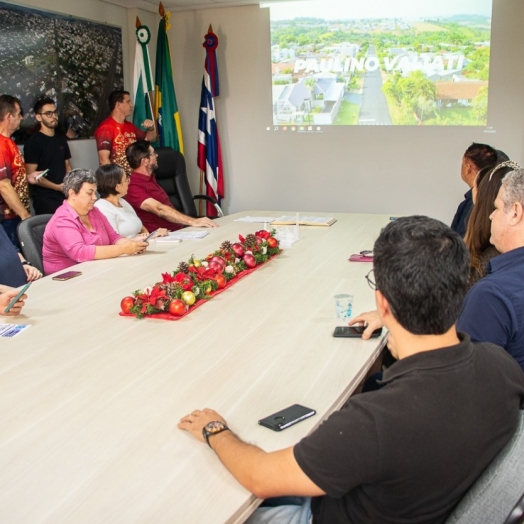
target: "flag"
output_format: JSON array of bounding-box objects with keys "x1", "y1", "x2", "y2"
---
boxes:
[
  {"x1": 132, "y1": 18, "x2": 155, "y2": 129},
  {"x1": 198, "y1": 26, "x2": 224, "y2": 217},
  {"x1": 154, "y1": 3, "x2": 184, "y2": 153}
]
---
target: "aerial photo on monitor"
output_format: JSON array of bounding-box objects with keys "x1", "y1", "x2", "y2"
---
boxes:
[{"x1": 270, "y1": 0, "x2": 492, "y2": 126}]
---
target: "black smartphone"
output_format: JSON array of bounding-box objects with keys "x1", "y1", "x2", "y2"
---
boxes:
[
  {"x1": 4, "y1": 282, "x2": 32, "y2": 313},
  {"x1": 333, "y1": 326, "x2": 383, "y2": 338},
  {"x1": 52, "y1": 271, "x2": 82, "y2": 281},
  {"x1": 258, "y1": 404, "x2": 316, "y2": 432}
]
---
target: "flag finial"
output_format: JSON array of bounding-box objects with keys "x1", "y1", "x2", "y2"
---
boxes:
[
  {"x1": 136, "y1": 16, "x2": 142, "y2": 28},
  {"x1": 208, "y1": 24, "x2": 213, "y2": 33},
  {"x1": 159, "y1": 2, "x2": 165, "y2": 17}
]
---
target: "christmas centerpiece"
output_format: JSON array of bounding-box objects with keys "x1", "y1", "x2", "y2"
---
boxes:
[{"x1": 120, "y1": 230, "x2": 281, "y2": 319}]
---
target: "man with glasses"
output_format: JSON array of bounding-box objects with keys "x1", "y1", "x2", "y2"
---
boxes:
[
  {"x1": 94, "y1": 90, "x2": 156, "y2": 174},
  {"x1": 24, "y1": 97, "x2": 72, "y2": 215},
  {"x1": 0, "y1": 94, "x2": 31, "y2": 247},
  {"x1": 125, "y1": 140, "x2": 217, "y2": 231},
  {"x1": 178, "y1": 216, "x2": 524, "y2": 524}
]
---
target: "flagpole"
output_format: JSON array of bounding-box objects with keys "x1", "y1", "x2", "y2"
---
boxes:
[{"x1": 199, "y1": 170, "x2": 204, "y2": 216}]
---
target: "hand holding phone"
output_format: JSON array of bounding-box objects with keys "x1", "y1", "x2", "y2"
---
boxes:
[
  {"x1": 35, "y1": 169, "x2": 49, "y2": 180},
  {"x1": 333, "y1": 326, "x2": 383, "y2": 338},
  {"x1": 3, "y1": 282, "x2": 31, "y2": 314},
  {"x1": 144, "y1": 230, "x2": 158, "y2": 242}
]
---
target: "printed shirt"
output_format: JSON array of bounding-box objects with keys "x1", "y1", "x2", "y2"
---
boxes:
[
  {"x1": 94, "y1": 117, "x2": 146, "y2": 173},
  {"x1": 0, "y1": 134, "x2": 29, "y2": 219}
]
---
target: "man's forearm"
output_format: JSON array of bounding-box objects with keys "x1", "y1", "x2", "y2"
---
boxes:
[
  {"x1": 208, "y1": 430, "x2": 273, "y2": 498},
  {"x1": 156, "y1": 204, "x2": 194, "y2": 226}
]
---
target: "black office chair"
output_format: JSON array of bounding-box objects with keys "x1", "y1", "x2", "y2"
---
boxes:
[
  {"x1": 17, "y1": 214, "x2": 52, "y2": 274},
  {"x1": 445, "y1": 410, "x2": 524, "y2": 524},
  {"x1": 154, "y1": 147, "x2": 223, "y2": 219}
]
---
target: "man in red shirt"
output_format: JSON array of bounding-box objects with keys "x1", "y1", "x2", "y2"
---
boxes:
[
  {"x1": 125, "y1": 140, "x2": 217, "y2": 232},
  {"x1": 0, "y1": 94, "x2": 31, "y2": 247},
  {"x1": 94, "y1": 90, "x2": 156, "y2": 174}
]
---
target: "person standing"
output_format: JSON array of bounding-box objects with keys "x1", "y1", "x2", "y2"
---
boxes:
[
  {"x1": 94, "y1": 90, "x2": 156, "y2": 174},
  {"x1": 24, "y1": 97, "x2": 72, "y2": 215},
  {"x1": 0, "y1": 94, "x2": 31, "y2": 247}
]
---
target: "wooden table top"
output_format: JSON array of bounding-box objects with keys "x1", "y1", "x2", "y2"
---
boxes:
[{"x1": 0, "y1": 211, "x2": 389, "y2": 523}]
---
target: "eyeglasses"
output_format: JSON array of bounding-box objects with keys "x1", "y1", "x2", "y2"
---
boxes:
[
  {"x1": 365, "y1": 269, "x2": 376, "y2": 290},
  {"x1": 39, "y1": 110, "x2": 59, "y2": 118}
]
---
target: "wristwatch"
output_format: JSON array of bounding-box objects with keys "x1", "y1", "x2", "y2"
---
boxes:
[
  {"x1": 22, "y1": 260, "x2": 33, "y2": 266},
  {"x1": 202, "y1": 420, "x2": 229, "y2": 447}
]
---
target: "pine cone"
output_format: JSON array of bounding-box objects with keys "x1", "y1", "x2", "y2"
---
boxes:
[
  {"x1": 221, "y1": 240, "x2": 232, "y2": 250},
  {"x1": 244, "y1": 233, "x2": 257, "y2": 247},
  {"x1": 160, "y1": 282, "x2": 181, "y2": 296},
  {"x1": 177, "y1": 261, "x2": 189, "y2": 273}
]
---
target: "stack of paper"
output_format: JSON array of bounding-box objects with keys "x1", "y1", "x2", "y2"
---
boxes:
[{"x1": 155, "y1": 231, "x2": 209, "y2": 242}]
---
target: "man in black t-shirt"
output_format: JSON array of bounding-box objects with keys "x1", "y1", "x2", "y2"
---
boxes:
[
  {"x1": 178, "y1": 216, "x2": 524, "y2": 524},
  {"x1": 24, "y1": 97, "x2": 72, "y2": 215}
]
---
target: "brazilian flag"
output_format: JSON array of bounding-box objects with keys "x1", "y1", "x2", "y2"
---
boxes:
[{"x1": 155, "y1": 7, "x2": 184, "y2": 153}]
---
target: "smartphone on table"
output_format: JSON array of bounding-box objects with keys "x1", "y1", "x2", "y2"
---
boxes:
[
  {"x1": 333, "y1": 326, "x2": 383, "y2": 338},
  {"x1": 52, "y1": 271, "x2": 82, "y2": 281},
  {"x1": 4, "y1": 282, "x2": 32, "y2": 313},
  {"x1": 258, "y1": 404, "x2": 316, "y2": 432}
]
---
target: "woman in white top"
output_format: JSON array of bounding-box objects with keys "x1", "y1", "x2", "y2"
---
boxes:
[{"x1": 94, "y1": 164, "x2": 167, "y2": 239}]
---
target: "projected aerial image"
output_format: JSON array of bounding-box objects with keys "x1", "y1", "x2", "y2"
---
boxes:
[{"x1": 269, "y1": 0, "x2": 492, "y2": 126}]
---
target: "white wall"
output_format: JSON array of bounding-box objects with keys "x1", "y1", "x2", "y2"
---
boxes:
[
  {"x1": 6, "y1": 0, "x2": 524, "y2": 224},
  {"x1": 169, "y1": 0, "x2": 524, "y2": 223}
]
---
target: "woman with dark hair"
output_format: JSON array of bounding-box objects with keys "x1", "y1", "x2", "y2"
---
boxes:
[
  {"x1": 451, "y1": 143, "x2": 504, "y2": 237},
  {"x1": 43, "y1": 169, "x2": 148, "y2": 274},
  {"x1": 94, "y1": 164, "x2": 167, "y2": 239},
  {"x1": 464, "y1": 160, "x2": 520, "y2": 287}
]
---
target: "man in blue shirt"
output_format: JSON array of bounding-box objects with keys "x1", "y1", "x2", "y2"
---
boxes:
[
  {"x1": 354, "y1": 167, "x2": 524, "y2": 372},
  {"x1": 457, "y1": 167, "x2": 524, "y2": 371}
]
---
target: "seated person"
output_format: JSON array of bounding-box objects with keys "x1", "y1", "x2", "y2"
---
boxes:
[
  {"x1": 465, "y1": 160, "x2": 519, "y2": 287},
  {"x1": 94, "y1": 164, "x2": 168, "y2": 239},
  {"x1": 0, "y1": 222, "x2": 39, "y2": 316},
  {"x1": 43, "y1": 169, "x2": 148, "y2": 275},
  {"x1": 457, "y1": 166, "x2": 524, "y2": 371},
  {"x1": 355, "y1": 169, "x2": 524, "y2": 373},
  {"x1": 124, "y1": 140, "x2": 218, "y2": 232},
  {"x1": 451, "y1": 143, "x2": 500, "y2": 237},
  {"x1": 179, "y1": 216, "x2": 524, "y2": 524}
]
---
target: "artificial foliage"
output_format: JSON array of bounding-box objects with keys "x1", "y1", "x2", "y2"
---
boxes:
[{"x1": 120, "y1": 230, "x2": 281, "y2": 319}]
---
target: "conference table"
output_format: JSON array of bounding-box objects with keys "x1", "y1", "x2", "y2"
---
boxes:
[{"x1": 0, "y1": 211, "x2": 389, "y2": 523}]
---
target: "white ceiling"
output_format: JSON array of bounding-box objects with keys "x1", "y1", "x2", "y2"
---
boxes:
[{"x1": 101, "y1": 0, "x2": 300, "y2": 14}]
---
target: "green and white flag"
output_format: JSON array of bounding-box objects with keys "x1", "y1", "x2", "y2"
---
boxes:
[{"x1": 133, "y1": 19, "x2": 155, "y2": 130}]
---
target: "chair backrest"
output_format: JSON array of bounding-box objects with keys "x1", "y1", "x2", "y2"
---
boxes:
[
  {"x1": 17, "y1": 214, "x2": 52, "y2": 274},
  {"x1": 445, "y1": 410, "x2": 524, "y2": 524},
  {"x1": 154, "y1": 147, "x2": 198, "y2": 218}
]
